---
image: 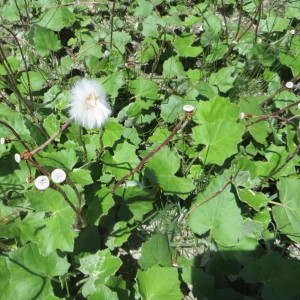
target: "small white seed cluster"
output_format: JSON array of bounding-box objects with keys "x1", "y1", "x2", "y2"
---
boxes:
[{"x1": 34, "y1": 168, "x2": 67, "y2": 190}]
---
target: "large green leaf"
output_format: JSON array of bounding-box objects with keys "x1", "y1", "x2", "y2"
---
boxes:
[
  {"x1": 137, "y1": 265, "x2": 183, "y2": 300},
  {"x1": 241, "y1": 252, "x2": 300, "y2": 300},
  {"x1": 79, "y1": 249, "x2": 122, "y2": 297},
  {"x1": 36, "y1": 6, "x2": 76, "y2": 31},
  {"x1": 32, "y1": 25, "x2": 61, "y2": 56},
  {"x1": 193, "y1": 98, "x2": 244, "y2": 165},
  {"x1": 115, "y1": 185, "x2": 155, "y2": 221},
  {"x1": 25, "y1": 188, "x2": 78, "y2": 255},
  {"x1": 272, "y1": 177, "x2": 300, "y2": 243},
  {"x1": 128, "y1": 77, "x2": 159, "y2": 101},
  {"x1": 139, "y1": 231, "x2": 172, "y2": 270},
  {"x1": 188, "y1": 174, "x2": 243, "y2": 247},
  {"x1": 102, "y1": 141, "x2": 140, "y2": 179},
  {"x1": 173, "y1": 34, "x2": 202, "y2": 57},
  {"x1": 144, "y1": 147, "x2": 194, "y2": 195},
  {"x1": 0, "y1": 243, "x2": 69, "y2": 300}
]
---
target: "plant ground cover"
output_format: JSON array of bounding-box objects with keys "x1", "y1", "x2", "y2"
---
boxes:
[{"x1": 1, "y1": 0, "x2": 300, "y2": 299}]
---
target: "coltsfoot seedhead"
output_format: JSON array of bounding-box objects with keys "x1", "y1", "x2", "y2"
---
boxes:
[
  {"x1": 51, "y1": 168, "x2": 67, "y2": 183},
  {"x1": 14, "y1": 153, "x2": 21, "y2": 163},
  {"x1": 239, "y1": 112, "x2": 245, "y2": 120},
  {"x1": 34, "y1": 175, "x2": 50, "y2": 190},
  {"x1": 285, "y1": 82, "x2": 294, "y2": 89},
  {"x1": 183, "y1": 105, "x2": 195, "y2": 112}
]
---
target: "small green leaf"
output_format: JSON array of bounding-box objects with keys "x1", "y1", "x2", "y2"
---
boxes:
[
  {"x1": 137, "y1": 265, "x2": 183, "y2": 300},
  {"x1": 173, "y1": 34, "x2": 202, "y2": 57},
  {"x1": 160, "y1": 95, "x2": 186, "y2": 123},
  {"x1": 128, "y1": 77, "x2": 159, "y2": 101},
  {"x1": 209, "y1": 66, "x2": 237, "y2": 93},
  {"x1": 139, "y1": 231, "x2": 172, "y2": 270},
  {"x1": 43, "y1": 114, "x2": 60, "y2": 137},
  {"x1": 102, "y1": 120, "x2": 123, "y2": 147},
  {"x1": 145, "y1": 147, "x2": 194, "y2": 195},
  {"x1": 69, "y1": 169, "x2": 93, "y2": 185},
  {"x1": 33, "y1": 26, "x2": 61, "y2": 56},
  {"x1": 163, "y1": 56, "x2": 186, "y2": 78},
  {"x1": 102, "y1": 141, "x2": 140, "y2": 179},
  {"x1": 105, "y1": 221, "x2": 131, "y2": 250},
  {"x1": 237, "y1": 188, "x2": 269, "y2": 211}
]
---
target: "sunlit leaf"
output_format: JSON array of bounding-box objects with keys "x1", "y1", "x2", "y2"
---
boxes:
[
  {"x1": 137, "y1": 265, "x2": 183, "y2": 300},
  {"x1": 188, "y1": 173, "x2": 243, "y2": 247},
  {"x1": 272, "y1": 177, "x2": 300, "y2": 243}
]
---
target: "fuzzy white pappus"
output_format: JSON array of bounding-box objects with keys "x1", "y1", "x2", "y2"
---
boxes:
[{"x1": 68, "y1": 78, "x2": 111, "y2": 129}]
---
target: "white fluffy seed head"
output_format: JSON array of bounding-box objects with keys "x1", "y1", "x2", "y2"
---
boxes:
[
  {"x1": 285, "y1": 81, "x2": 294, "y2": 89},
  {"x1": 14, "y1": 153, "x2": 21, "y2": 163},
  {"x1": 51, "y1": 169, "x2": 67, "y2": 183},
  {"x1": 68, "y1": 78, "x2": 112, "y2": 129},
  {"x1": 290, "y1": 29, "x2": 296, "y2": 35},
  {"x1": 239, "y1": 112, "x2": 245, "y2": 120},
  {"x1": 34, "y1": 176, "x2": 50, "y2": 190},
  {"x1": 0, "y1": 137, "x2": 5, "y2": 145},
  {"x1": 183, "y1": 104, "x2": 195, "y2": 112}
]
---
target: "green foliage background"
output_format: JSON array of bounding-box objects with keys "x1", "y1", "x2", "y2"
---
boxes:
[{"x1": 1, "y1": 0, "x2": 300, "y2": 299}]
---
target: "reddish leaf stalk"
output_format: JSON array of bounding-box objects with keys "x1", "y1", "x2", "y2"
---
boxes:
[{"x1": 111, "y1": 112, "x2": 194, "y2": 193}]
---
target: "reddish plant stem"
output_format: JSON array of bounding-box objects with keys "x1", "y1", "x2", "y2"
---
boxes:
[
  {"x1": 111, "y1": 112, "x2": 192, "y2": 193},
  {"x1": 0, "y1": 120, "x2": 31, "y2": 151},
  {"x1": 29, "y1": 118, "x2": 72, "y2": 156},
  {"x1": 174, "y1": 177, "x2": 232, "y2": 261}
]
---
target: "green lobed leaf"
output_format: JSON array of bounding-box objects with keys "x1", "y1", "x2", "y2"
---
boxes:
[
  {"x1": 163, "y1": 56, "x2": 186, "y2": 78},
  {"x1": 144, "y1": 147, "x2": 195, "y2": 195},
  {"x1": 237, "y1": 188, "x2": 270, "y2": 211},
  {"x1": 25, "y1": 188, "x2": 78, "y2": 255},
  {"x1": 209, "y1": 66, "x2": 237, "y2": 93},
  {"x1": 272, "y1": 177, "x2": 300, "y2": 243},
  {"x1": 139, "y1": 231, "x2": 172, "y2": 270},
  {"x1": 102, "y1": 141, "x2": 140, "y2": 179},
  {"x1": 69, "y1": 169, "x2": 93, "y2": 185},
  {"x1": 137, "y1": 265, "x2": 183, "y2": 300},
  {"x1": 241, "y1": 252, "x2": 300, "y2": 300},
  {"x1": 32, "y1": 25, "x2": 61, "y2": 56},
  {"x1": 128, "y1": 77, "x2": 159, "y2": 101},
  {"x1": 79, "y1": 249, "x2": 122, "y2": 297},
  {"x1": 173, "y1": 34, "x2": 202, "y2": 57},
  {"x1": 115, "y1": 185, "x2": 155, "y2": 221},
  {"x1": 181, "y1": 266, "x2": 214, "y2": 298},
  {"x1": 193, "y1": 98, "x2": 244, "y2": 165},
  {"x1": 188, "y1": 173, "x2": 243, "y2": 247},
  {"x1": 105, "y1": 221, "x2": 131, "y2": 250},
  {"x1": 88, "y1": 284, "x2": 119, "y2": 300},
  {"x1": 41, "y1": 148, "x2": 78, "y2": 170},
  {"x1": 36, "y1": 6, "x2": 76, "y2": 31},
  {"x1": 0, "y1": 243, "x2": 69, "y2": 300},
  {"x1": 102, "y1": 119, "x2": 123, "y2": 147}
]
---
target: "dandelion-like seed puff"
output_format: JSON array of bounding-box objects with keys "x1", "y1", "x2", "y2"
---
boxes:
[{"x1": 68, "y1": 78, "x2": 112, "y2": 129}]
